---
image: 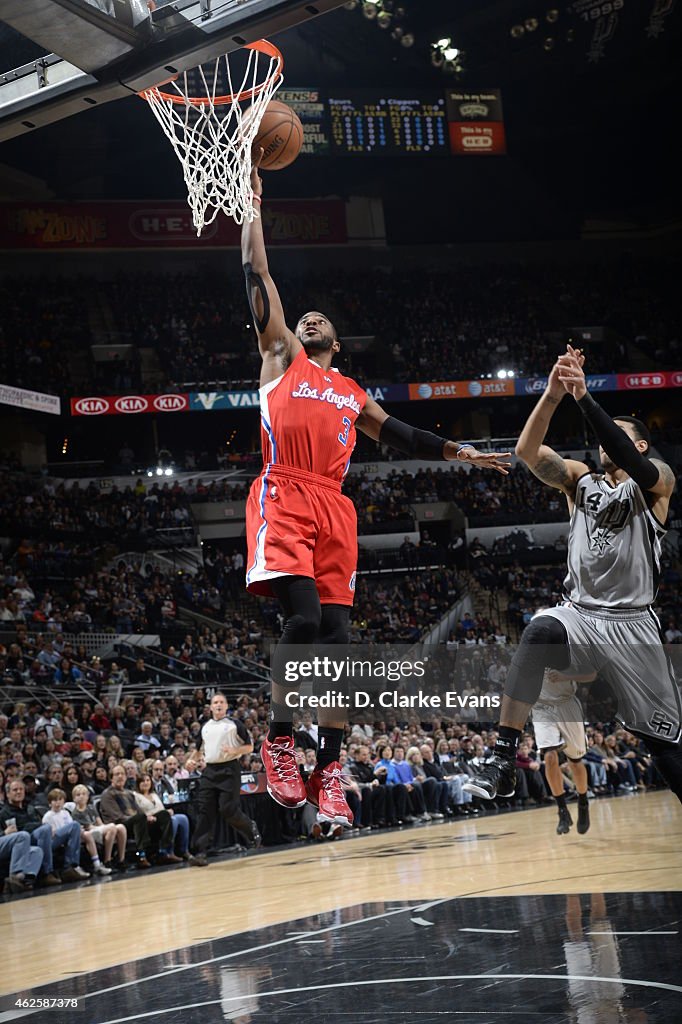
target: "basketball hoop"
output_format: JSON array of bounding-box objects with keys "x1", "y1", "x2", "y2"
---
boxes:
[{"x1": 140, "y1": 40, "x2": 284, "y2": 235}]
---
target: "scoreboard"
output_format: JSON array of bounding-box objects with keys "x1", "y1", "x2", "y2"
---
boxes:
[
  {"x1": 281, "y1": 88, "x2": 450, "y2": 156},
  {"x1": 328, "y1": 92, "x2": 448, "y2": 155}
]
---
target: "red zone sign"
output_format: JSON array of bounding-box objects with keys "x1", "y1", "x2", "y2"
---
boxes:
[{"x1": 71, "y1": 394, "x2": 189, "y2": 416}]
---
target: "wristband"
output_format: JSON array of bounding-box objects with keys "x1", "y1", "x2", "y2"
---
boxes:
[
  {"x1": 456, "y1": 443, "x2": 474, "y2": 454},
  {"x1": 252, "y1": 194, "x2": 262, "y2": 205}
]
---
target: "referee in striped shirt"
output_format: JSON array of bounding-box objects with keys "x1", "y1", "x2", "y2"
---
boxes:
[{"x1": 186, "y1": 694, "x2": 261, "y2": 866}]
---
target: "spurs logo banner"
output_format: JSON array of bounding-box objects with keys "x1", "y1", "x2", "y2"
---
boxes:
[
  {"x1": 646, "y1": 0, "x2": 676, "y2": 38},
  {"x1": 569, "y1": 0, "x2": 624, "y2": 63},
  {"x1": 445, "y1": 89, "x2": 506, "y2": 156}
]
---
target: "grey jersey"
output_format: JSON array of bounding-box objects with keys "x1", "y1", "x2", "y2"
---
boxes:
[{"x1": 564, "y1": 473, "x2": 665, "y2": 609}]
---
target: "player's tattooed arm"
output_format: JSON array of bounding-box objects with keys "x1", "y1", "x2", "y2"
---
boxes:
[
  {"x1": 531, "y1": 449, "x2": 572, "y2": 490},
  {"x1": 649, "y1": 459, "x2": 676, "y2": 497}
]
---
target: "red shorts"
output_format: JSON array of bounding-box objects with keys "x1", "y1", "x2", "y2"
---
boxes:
[{"x1": 246, "y1": 465, "x2": 358, "y2": 606}]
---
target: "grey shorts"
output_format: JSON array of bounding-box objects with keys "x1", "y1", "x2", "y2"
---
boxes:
[{"x1": 541, "y1": 604, "x2": 682, "y2": 744}]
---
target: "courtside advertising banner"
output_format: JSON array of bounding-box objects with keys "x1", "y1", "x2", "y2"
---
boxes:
[
  {"x1": 446, "y1": 88, "x2": 506, "y2": 156},
  {"x1": 517, "y1": 374, "x2": 618, "y2": 396},
  {"x1": 0, "y1": 200, "x2": 348, "y2": 249},
  {"x1": 409, "y1": 379, "x2": 515, "y2": 401},
  {"x1": 70, "y1": 394, "x2": 189, "y2": 416},
  {"x1": 0, "y1": 383, "x2": 61, "y2": 415}
]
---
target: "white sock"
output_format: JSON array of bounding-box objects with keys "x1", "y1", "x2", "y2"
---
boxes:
[{"x1": 92, "y1": 856, "x2": 101, "y2": 868}]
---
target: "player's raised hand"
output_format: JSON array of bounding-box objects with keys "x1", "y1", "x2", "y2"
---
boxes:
[
  {"x1": 444, "y1": 443, "x2": 512, "y2": 475},
  {"x1": 250, "y1": 145, "x2": 264, "y2": 197},
  {"x1": 558, "y1": 344, "x2": 587, "y2": 400}
]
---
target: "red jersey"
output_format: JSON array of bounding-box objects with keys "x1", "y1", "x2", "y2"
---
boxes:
[{"x1": 259, "y1": 347, "x2": 367, "y2": 482}]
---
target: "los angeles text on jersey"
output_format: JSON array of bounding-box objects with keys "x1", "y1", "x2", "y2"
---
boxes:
[{"x1": 290, "y1": 380, "x2": 363, "y2": 413}]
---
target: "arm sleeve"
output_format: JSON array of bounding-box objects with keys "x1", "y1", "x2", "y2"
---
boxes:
[
  {"x1": 577, "y1": 393, "x2": 659, "y2": 490},
  {"x1": 379, "y1": 416, "x2": 449, "y2": 460}
]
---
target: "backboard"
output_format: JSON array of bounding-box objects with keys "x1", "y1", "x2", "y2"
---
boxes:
[{"x1": 0, "y1": 0, "x2": 346, "y2": 142}]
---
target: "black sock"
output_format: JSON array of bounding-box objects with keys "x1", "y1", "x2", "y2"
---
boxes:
[
  {"x1": 268, "y1": 703, "x2": 293, "y2": 742},
  {"x1": 555, "y1": 794, "x2": 567, "y2": 811},
  {"x1": 495, "y1": 726, "x2": 521, "y2": 760},
  {"x1": 316, "y1": 727, "x2": 343, "y2": 770},
  {"x1": 578, "y1": 791, "x2": 589, "y2": 806}
]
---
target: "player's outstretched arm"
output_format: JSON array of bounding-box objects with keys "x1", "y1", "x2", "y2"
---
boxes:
[
  {"x1": 356, "y1": 396, "x2": 511, "y2": 474},
  {"x1": 241, "y1": 147, "x2": 301, "y2": 379},
  {"x1": 515, "y1": 356, "x2": 589, "y2": 499},
  {"x1": 558, "y1": 344, "x2": 675, "y2": 500}
]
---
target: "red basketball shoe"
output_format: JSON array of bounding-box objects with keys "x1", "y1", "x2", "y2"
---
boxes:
[
  {"x1": 261, "y1": 736, "x2": 307, "y2": 808},
  {"x1": 306, "y1": 762, "x2": 353, "y2": 827}
]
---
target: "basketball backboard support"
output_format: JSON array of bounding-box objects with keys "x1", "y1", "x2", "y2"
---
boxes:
[{"x1": 0, "y1": 0, "x2": 346, "y2": 142}]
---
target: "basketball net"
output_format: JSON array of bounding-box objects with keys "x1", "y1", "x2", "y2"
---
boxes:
[{"x1": 140, "y1": 41, "x2": 283, "y2": 236}]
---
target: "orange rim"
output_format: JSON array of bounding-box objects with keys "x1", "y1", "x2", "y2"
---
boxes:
[{"x1": 140, "y1": 39, "x2": 283, "y2": 106}]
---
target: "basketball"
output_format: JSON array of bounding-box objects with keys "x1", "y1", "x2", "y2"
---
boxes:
[{"x1": 252, "y1": 99, "x2": 304, "y2": 170}]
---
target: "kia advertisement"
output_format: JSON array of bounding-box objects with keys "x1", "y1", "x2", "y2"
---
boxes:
[{"x1": 70, "y1": 394, "x2": 189, "y2": 416}]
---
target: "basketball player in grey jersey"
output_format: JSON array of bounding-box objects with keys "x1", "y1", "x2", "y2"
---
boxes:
[{"x1": 464, "y1": 345, "x2": 682, "y2": 804}]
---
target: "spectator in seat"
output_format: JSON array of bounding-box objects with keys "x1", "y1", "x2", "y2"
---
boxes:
[
  {"x1": 42, "y1": 788, "x2": 109, "y2": 875},
  {"x1": 135, "y1": 721, "x2": 161, "y2": 754},
  {"x1": 0, "y1": 779, "x2": 84, "y2": 885},
  {"x1": 515, "y1": 742, "x2": 551, "y2": 805},
  {"x1": 420, "y1": 743, "x2": 473, "y2": 815},
  {"x1": 133, "y1": 773, "x2": 185, "y2": 863},
  {"x1": 71, "y1": 784, "x2": 128, "y2": 871},
  {"x1": 406, "y1": 747, "x2": 446, "y2": 818},
  {"x1": 0, "y1": 820, "x2": 44, "y2": 894},
  {"x1": 347, "y1": 746, "x2": 389, "y2": 828},
  {"x1": 389, "y1": 745, "x2": 430, "y2": 821},
  {"x1": 99, "y1": 764, "x2": 170, "y2": 868}
]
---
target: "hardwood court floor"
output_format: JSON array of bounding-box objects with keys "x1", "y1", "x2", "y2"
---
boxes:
[{"x1": 1, "y1": 791, "x2": 680, "y2": 997}]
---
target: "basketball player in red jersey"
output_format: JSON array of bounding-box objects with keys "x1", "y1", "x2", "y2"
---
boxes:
[{"x1": 241, "y1": 150, "x2": 511, "y2": 827}]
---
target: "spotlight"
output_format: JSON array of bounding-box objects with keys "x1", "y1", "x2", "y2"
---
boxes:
[
  {"x1": 377, "y1": 10, "x2": 392, "y2": 28},
  {"x1": 164, "y1": 467, "x2": 173, "y2": 477},
  {"x1": 543, "y1": 36, "x2": 555, "y2": 50},
  {"x1": 497, "y1": 370, "x2": 508, "y2": 379},
  {"x1": 524, "y1": 17, "x2": 539, "y2": 31},
  {"x1": 156, "y1": 467, "x2": 163, "y2": 476},
  {"x1": 546, "y1": 8, "x2": 559, "y2": 22},
  {"x1": 147, "y1": 470, "x2": 153, "y2": 478},
  {"x1": 510, "y1": 24, "x2": 525, "y2": 38},
  {"x1": 391, "y1": 25, "x2": 404, "y2": 41},
  {"x1": 400, "y1": 31, "x2": 414, "y2": 46},
  {"x1": 362, "y1": 0, "x2": 379, "y2": 18},
  {"x1": 431, "y1": 36, "x2": 460, "y2": 70}
]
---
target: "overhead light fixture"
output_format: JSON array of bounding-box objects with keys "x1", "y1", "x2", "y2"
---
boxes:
[
  {"x1": 546, "y1": 8, "x2": 559, "y2": 22},
  {"x1": 431, "y1": 36, "x2": 463, "y2": 73},
  {"x1": 543, "y1": 36, "x2": 555, "y2": 50},
  {"x1": 347, "y1": 0, "x2": 414, "y2": 48},
  {"x1": 510, "y1": 24, "x2": 525, "y2": 38},
  {"x1": 524, "y1": 17, "x2": 539, "y2": 31}
]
